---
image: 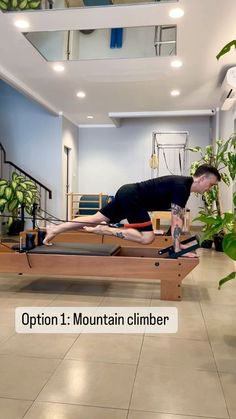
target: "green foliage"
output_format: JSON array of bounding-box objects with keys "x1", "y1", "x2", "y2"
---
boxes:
[
  {"x1": 215, "y1": 42, "x2": 236, "y2": 287},
  {"x1": 188, "y1": 134, "x2": 236, "y2": 218},
  {"x1": 193, "y1": 212, "x2": 234, "y2": 241},
  {"x1": 216, "y1": 40, "x2": 236, "y2": 60},
  {"x1": 218, "y1": 271, "x2": 236, "y2": 289},
  {"x1": 0, "y1": 172, "x2": 39, "y2": 226},
  {"x1": 223, "y1": 232, "x2": 236, "y2": 261},
  {"x1": 0, "y1": 0, "x2": 41, "y2": 11}
]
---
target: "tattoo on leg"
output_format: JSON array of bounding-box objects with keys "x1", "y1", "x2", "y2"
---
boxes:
[
  {"x1": 171, "y1": 203, "x2": 185, "y2": 222},
  {"x1": 116, "y1": 232, "x2": 125, "y2": 239},
  {"x1": 173, "y1": 224, "x2": 182, "y2": 249}
]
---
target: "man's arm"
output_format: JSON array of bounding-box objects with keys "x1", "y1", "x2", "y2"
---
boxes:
[{"x1": 171, "y1": 203, "x2": 185, "y2": 252}]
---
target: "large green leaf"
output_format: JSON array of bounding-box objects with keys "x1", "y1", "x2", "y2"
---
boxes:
[
  {"x1": 0, "y1": 198, "x2": 7, "y2": 207},
  {"x1": 23, "y1": 180, "x2": 38, "y2": 188},
  {"x1": 4, "y1": 186, "x2": 13, "y2": 200},
  {"x1": 223, "y1": 232, "x2": 236, "y2": 261},
  {"x1": 11, "y1": 181, "x2": 17, "y2": 190},
  {"x1": 12, "y1": 172, "x2": 18, "y2": 181},
  {"x1": 0, "y1": 184, "x2": 7, "y2": 197},
  {"x1": 233, "y1": 192, "x2": 236, "y2": 207},
  {"x1": 216, "y1": 40, "x2": 236, "y2": 60},
  {"x1": 218, "y1": 271, "x2": 236, "y2": 289},
  {"x1": 8, "y1": 199, "x2": 18, "y2": 212},
  {"x1": 16, "y1": 190, "x2": 24, "y2": 203}
]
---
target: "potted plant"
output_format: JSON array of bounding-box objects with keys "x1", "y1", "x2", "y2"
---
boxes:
[
  {"x1": 188, "y1": 135, "x2": 236, "y2": 248},
  {"x1": 214, "y1": 41, "x2": 236, "y2": 285},
  {"x1": 0, "y1": 172, "x2": 39, "y2": 234},
  {"x1": 195, "y1": 206, "x2": 217, "y2": 248},
  {"x1": 0, "y1": 0, "x2": 41, "y2": 11},
  {"x1": 193, "y1": 210, "x2": 234, "y2": 251},
  {"x1": 218, "y1": 192, "x2": 236, "y2": 288}
]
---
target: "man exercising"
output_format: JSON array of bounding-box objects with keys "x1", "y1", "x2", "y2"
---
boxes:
[{"x1": 43, "y1": 164, "x2": 220, "y2": 257}]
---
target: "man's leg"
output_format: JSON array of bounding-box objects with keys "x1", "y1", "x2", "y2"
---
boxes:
[
  {"x1": 84, "y1": 213, "x2": 155, "y2": 245},
  {"x1": 84, "y1": 224, "x2": 155, "y2": 244},
  {"x1": 43, "y1": 211, "x2": 110, "y2": 245}
]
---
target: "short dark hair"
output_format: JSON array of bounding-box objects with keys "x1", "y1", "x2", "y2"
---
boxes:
[{"x1": 193, "y1": 164, "x2": 221, "y2": 181}]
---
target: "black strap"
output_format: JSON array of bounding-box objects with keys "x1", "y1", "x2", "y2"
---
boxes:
[{"x1": 158, "y1": 235, "x2": 199, "y2": 258}]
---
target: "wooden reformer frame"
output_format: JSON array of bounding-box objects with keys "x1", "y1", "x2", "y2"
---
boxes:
[
  {"x1": 39, "y1": 230, "x2": 189, "y2": 248},
  {"x1": 0, "y1": 230, "x2": 199, "y2": 301}
]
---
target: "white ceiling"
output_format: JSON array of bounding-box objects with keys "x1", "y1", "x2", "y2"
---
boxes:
[{"x1": 0, "y1": 0, "x2": 236, "y2": 127}]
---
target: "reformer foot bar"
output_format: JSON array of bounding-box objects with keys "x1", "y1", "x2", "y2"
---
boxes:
[{"x1": 0, "y1": 233, "x2": 199, "y2": 301}]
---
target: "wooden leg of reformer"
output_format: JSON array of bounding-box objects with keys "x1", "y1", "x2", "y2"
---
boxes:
[{"x1": 160, "y1": 280, "x2": 182, "y2": 301}]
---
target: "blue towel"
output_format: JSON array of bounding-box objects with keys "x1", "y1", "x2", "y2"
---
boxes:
[{"x1": 110, "y1": 28, "x2": 123, "y2": 48}]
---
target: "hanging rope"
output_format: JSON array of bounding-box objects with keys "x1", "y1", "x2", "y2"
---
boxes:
[{"x1": 162, "y1": 149, "x2": 175, "y2": 175}]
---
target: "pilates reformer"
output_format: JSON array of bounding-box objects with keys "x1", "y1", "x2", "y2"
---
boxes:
[{"x1": 0, "y1": 229, "x2": 199, "y2": 301}]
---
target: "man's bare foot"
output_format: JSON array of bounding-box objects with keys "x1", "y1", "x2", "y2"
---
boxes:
[
  {"x1": 182, "y1": 251, "x2": 198, "y2": 258},
  {"x1": 43, "y1": 225, "x2": 57, "y2": 245},
  {"x1": 180, "y1": 244, "x2": 198, "y2": 258}
]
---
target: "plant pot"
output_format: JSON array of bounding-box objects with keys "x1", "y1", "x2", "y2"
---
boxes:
[
  {"x1": 8, "y1": 220, "x2": 24, "y2": 236},
  {"x1": 213, "y1": 235, "x2": 224, "y2": 252},
  {"x1": 201, "y1": 239, "x2": 213, "y2": 249}
]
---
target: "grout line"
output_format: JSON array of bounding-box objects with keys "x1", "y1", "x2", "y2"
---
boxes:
[{"x1": 199, "y1": 301, "x2": 231, "y2": 419}]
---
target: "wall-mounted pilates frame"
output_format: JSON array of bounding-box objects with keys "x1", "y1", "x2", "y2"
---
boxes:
[{"x1": 151, "y1": 131, "x2": 189, "y2": 179}]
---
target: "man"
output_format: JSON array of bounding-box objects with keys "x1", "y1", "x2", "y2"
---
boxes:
[{"x1": 43, "y1": 164, "x2": 220, "y2": 257}]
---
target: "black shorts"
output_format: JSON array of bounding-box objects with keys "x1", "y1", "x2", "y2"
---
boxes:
[{"x1": 100, "y1": 184, "x2": 153, "y2": 232}]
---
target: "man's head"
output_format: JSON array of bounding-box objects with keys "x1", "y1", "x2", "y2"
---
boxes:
[{"x1": 191, "y1": 164, "x2": 220, "y2": 194}]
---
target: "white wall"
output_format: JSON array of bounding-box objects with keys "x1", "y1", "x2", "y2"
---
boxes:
[
  {"x1": 78, "y1": 116, "x2": 212, "y2": 219},
  {"x1": 62, "y1": 117, "x2": 79, "y2": 218},
  {"x1": 0, "y1": 80, "x2": 75, "y2": 220}
]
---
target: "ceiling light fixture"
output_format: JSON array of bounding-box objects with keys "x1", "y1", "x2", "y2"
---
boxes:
[
  {"x1": 53, "y1": 64, "x2": 65, "y2": 72},
  {"x1": 169, "y1": 8, "x2": 184, "y2": 18},
  {"x1": 171, "y1": 59, "x2": 183, "y2": 68},
  {"x1": 171, "y1": 90, "x2": 180, "y2": 96},
  {"x1": 87, "y1": 115, "x2": 94, "y2": 119},
  {"x1": 76, "y1": 91, "x2": 86, "y2": 98},
  {"x1": 14, "y1": 20, "x2": 30, "y2": 29}
]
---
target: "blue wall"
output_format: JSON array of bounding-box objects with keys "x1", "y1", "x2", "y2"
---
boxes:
[{"x1": 0, "y1": 80, "x2": 63, "y2": 217}]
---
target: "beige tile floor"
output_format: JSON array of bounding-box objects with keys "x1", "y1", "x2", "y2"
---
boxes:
[{"x1": 0, "y1": 249, "x2": 235, "y2": 419}]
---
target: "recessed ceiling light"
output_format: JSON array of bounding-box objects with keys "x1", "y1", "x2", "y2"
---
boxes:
[
  {"x1": 87, "y1": 115, "x2": 94, "y2": 119},
  {"x1": 171, "y1": 59, "x2": 183, "y2": 68},
  {"x1": 76, "y1": 91, "x2": 86, "y2": 98},
  {"x1": 171, "y1": 90, "x2": 180, "y2": 96},
  {"x1": 14, "y1": 20, "x2": 30, "y2": 29},
  {"x1": 169, "y1": 8, "x2": 184, "y2": 18},
  {"x1": 53, "y1": 64, "x2": 65, "y2": 72}
]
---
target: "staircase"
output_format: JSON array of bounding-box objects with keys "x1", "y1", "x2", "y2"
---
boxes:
[{"x1": 0, "y1": 142, "x2": 52, "y2": 231}]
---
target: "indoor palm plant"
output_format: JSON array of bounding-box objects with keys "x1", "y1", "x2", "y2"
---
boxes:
[
  {"x1": 194, "y1": 192, "x2": 236, "y2": 287},
  {"x1": 0, "y1": 0, "x2": 41, "y2": 11},
  {"x1": 188, "y1": 134, "x2": 236, "y2": 248},
  {"x1": 214, "y1": 40, "x2": 236, "y2": 285},
  {"x1": 0, "y1": 172, "x2": 39, "y2": 233}
]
